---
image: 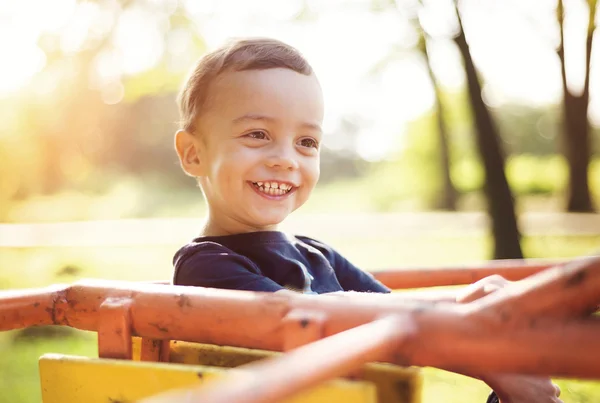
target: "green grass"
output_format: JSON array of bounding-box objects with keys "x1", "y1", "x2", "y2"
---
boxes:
[
  {"x1": 0, "y1": 330, "x2": 97, "y2": 403},
  {"x1": 0, "y1": 233, "x2": 599, "y2": 402}
]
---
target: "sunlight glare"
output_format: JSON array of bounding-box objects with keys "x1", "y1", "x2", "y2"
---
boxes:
[
  {"x1": 0, "y1": 39, "x2": 46, "y2": 94},
  {"x1": 91, "y1": 49, "x2": 121, "y2": 88},
  {"x1": 113, "y1": 7, "x2": 165, "y2": 75},
  {"x1": 28, "y1": 0, "x2": 76, "y2": 33},
  {"x1": 0, "y1": 0, "x2": 75, "y2": 94},
  {"x1": 100, "y1": 80, "x2": 124, "y2": 105},
  {"x1": 60, "y1": 2, "x2": 100, "y2": 54}
]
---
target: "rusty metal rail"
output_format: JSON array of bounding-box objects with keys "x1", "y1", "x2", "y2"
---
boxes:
[
  {"x1": 1, "y1": 257, "x2": 599, "y2": 403},
  {"x1": 370, "y1": 258, "x2": 566, "y2": 289}
]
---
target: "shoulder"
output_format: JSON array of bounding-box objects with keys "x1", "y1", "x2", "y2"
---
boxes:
[
  {"x1": 296, "y1": 235, "x2": 390, "y2": 293},
  {"x1": 173, "y1": 240, "x2": 237, "y2": 266},
  {"x1": 294, "y1": 235, "x2": 338, "y2": 256},
  {"x1": 173, "y1": 240, "x2": 261, "y2": 280},
  {"x1": 172, "y1": 239, "x2": 284, "y2": 292},
  {"x1": 293, "y1": 235, "x2": 351, "y2": 267}
]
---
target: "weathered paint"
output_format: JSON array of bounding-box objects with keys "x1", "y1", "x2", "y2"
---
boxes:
[
  {"x1": 40, "y1": 354, "x2": 377, "y2": 403},
  {"x1": 131, "y1": 337, "x2": 422, "y2": 403}
]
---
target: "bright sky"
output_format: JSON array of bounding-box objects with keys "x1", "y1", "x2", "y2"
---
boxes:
[{"x1": 0, "y1": 0, "x2": 598, "y2": 159}]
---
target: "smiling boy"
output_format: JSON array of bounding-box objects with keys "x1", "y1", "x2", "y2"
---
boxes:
[
  {"x1": 173, "y1": 38, "x2": 389, "y2": 294},
  {"x1": 172, "y1": 38, "x2": 561, "y2": 403}
]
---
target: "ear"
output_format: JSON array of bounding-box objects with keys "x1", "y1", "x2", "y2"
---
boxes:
[{"x1": 175, "y1": 130, "x2": 205, "y2": 177}]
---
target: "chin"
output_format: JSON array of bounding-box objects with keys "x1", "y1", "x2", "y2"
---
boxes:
[
  {"x1": 252, "y1": 214, "x2": 288, "y2": 229},
  {"x1": 259, "y1": 218, "x2": 286, "y2": 228}
]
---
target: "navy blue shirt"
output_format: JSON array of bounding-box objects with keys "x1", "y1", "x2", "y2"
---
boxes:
[{"x1": 173, "y1": 231, "x2": 390, "y2": 294}]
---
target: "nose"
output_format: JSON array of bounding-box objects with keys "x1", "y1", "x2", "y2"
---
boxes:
[{"x1": 265, "y1": 145, "x2": 299, "y2": 171}]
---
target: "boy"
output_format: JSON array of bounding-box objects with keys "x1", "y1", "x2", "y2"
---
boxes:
[{"x1": 172, "y1": 38, "x2": 561, "y2": 403}]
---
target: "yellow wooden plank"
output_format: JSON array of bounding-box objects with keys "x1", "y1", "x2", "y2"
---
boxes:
[
  {"x1": 40, "y1": 354, "x2": 377, "y2": 403},
  {"x1": 170, "y1": 340, "x2": 272, "y2": 367},
  {"x1": 166, "y1": 340, "x2": 422, "y2": 403},
  {"x1": 132, "y1": 338, "x2": 422, "y2": 402}
]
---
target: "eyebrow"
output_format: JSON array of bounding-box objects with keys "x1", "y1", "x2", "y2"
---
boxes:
[{"x1": 232, "y1": 113, "x2": 322, "y2": 133}]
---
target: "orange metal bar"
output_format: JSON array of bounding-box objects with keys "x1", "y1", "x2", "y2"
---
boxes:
[
  {"x1": 475, "y1": 256, "x2": 600, "y2": 318},
  {"x1": 399, "y1": 311, "x2": 600, "y2": 377},
  {"x1": 282, "y1": 309, "x2": 327, "y2": 351},
  {"x1": 0, "y1": 257, "x2": 599, "y2": 378},
  {"x1": 0, "y1": 284, "x2": 68, "y2": 329},
  {"x1": 371, "y1": 259, "x2": 565, "y2": 289},
  {"x1": 141, "y1": 315, "x2": 414, "y2": 403},
  {"x1": 97, "y1": 297, "x2": 133, "y2": 359},
  {"x1": 153, "y1": 255, "x2": 600, "y2": 403}
]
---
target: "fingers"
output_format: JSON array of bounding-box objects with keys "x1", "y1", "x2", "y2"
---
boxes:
[
  {"x1": 457, "y1": 283, "x2": 502, "y2": 303},
  {"x1": 456, "y1": 274, "x2": 511, "y2": 303},
  {"x1": 483, "y1": 374, "x2": 563, "y2": 403}
]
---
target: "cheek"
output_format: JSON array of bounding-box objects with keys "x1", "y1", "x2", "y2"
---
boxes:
[
  {"x1": 208, "y1": 158, "x2": 238, "y2": 195},
  {"x1": 313, "y1": 163, "x2": 320, "y2": 183},
  {"x1": 211, "y1": 146, "x2": 255, "y2": 180},
  {"x1": 302, "y1": 159, "x2": 320, "y2": 189},
  {"x1": 309, "y1": 158, "x2": 320, "y2": 183}
]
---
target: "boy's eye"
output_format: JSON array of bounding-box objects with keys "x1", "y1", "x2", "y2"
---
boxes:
[
  {"x1": 298, "y1": 137, "x2": 319, "y2": 149},
  {"x1": 245, "y1": 130, "x2": 268, "y2": 140}
]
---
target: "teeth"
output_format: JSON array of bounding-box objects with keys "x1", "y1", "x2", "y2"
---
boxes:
[{"x1": 253, "y1": 181, "x2": 293, "y2": 195}]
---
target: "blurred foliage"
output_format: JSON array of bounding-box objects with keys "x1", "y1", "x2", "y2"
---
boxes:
[
  {"x1": 1, "y1": 0, "x2": 598, "y2": 222},
  {"x1": 3, "y1": 81, "x2": 599, "y2": 222},
  {"x1": 304, "y1": 98, "x2": 599, "y2": 214}
]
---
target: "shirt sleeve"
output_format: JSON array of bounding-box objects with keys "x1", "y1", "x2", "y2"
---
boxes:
[
  {"x1": 331, "y1": 251, "x2": 391, "y2": 293},
  {"x1": 296, "y1": 236, "x2": 391, "y2": 293},
  {"x1": 173, "y1": 242, "x2": 284, "y2": 292}
]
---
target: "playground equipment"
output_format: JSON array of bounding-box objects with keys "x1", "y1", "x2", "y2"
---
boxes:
[{"x1": 1, "y1": 256, "x2": 599, "y2": 402}]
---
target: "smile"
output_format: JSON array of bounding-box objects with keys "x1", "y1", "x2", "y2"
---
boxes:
[{"x1": 250, "y1": 181, "x2": 296, "y2": 198}]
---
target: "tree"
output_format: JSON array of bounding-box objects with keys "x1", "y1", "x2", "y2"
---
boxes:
[
  {"x1": 417, "y1": 32, "x2": 458, "y2": 210},
  {"x1": 452, "y1": 2, "x2": 523, "y2": 259},
  {"x1": 556, "y1": 0, "x2": 597, "y2": 212}
]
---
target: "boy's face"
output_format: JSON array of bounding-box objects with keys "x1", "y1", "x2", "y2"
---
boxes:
[{"x1": 187, "y1": 68, "x2": 324, "y2": 234}]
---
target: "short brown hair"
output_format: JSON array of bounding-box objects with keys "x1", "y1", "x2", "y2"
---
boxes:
[{"x1": 178, "y1": 37, "x2": 313, "y2": 132}]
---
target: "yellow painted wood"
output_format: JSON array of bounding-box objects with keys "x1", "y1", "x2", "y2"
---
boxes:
[
  {"x1": 131, "y1": 338, "x2": 422, "y2": 403},
  {"x1": 132, "y1": 337, "x2": 141, "y2": 360},
  {"x1": 362, "y1": 362, "x2": 422, "y2": 403},
  {"x1": 39, "y1": 354, "x2": 377, "y2": 403}
]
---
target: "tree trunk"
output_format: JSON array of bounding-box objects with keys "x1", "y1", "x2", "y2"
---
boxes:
[
  {"x1": 421, "y1": 35, "x2": 458, "y2": 211},
  {"x1": 453, "y1": 4, "x2": 523, "y2": 259},
  {"x1": 557, "y1": 0, "x2": 596, "y2": 212}
]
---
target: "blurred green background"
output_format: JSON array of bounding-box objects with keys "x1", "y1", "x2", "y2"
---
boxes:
[{"x1": 1, "y1": 0, "x2": 599, "y2": 402}]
